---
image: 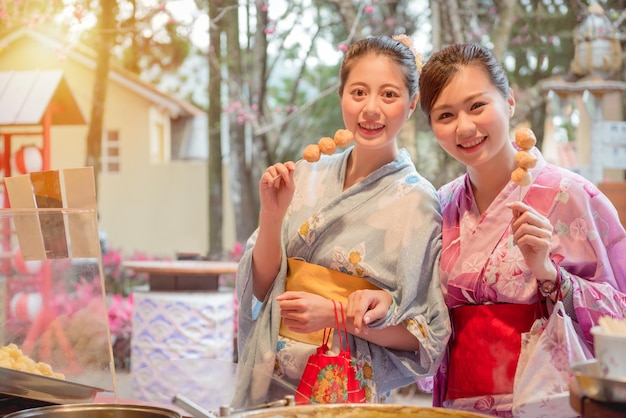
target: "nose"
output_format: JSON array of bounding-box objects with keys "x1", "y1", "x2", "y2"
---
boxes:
[
  {"x1": 456, "y1": 112, "x2": 476, "y2": 138},
  {"x1": 362, "y1": 97, "x2": 380, "y2": 119}
]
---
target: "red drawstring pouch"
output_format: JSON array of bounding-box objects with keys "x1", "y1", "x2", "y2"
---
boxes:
[{"x1": 294, "y1": 300, "x2": 366, "y2": 405}]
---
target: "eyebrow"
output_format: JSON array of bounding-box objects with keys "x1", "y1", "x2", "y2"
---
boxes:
[
  {"x1": 431, "y1": 92, "x2": 487, "y2": 113},
  {"x1": 347, "y1": 82, "x2": 403, "y2": 91}
]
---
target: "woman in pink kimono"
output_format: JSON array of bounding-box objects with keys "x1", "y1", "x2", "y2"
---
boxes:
[
  {"x1": 419, "y1": 44, "x2": 626, "y2": 416},
  {"x1": 410, "y1": 43, "x2": 626, "y2": 416}
]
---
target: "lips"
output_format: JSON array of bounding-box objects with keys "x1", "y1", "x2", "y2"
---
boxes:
[
  {"x1": 458, "y1": 136, "x2": 486, "y2": 149},
  {"x1": 359, "y1": 123, "x2": 385, "y2": 135}
]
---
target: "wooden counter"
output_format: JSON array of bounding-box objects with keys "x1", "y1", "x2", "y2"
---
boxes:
[
  {"x1": 122, "y1": 260, "x2": 239, "y2": 291},
  {"x1": 570, "y1": 376, "x2": 626, "y2": 417}
]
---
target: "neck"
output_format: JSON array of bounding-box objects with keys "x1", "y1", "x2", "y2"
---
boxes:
[
  {"x1": 467, "y1": 144, "x2": 517, "y2": 214},
  {"x1": 344, "y1": 146, "x2": 398, "y2": 189}
]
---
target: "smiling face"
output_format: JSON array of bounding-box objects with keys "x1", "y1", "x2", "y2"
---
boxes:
[
  {"x1": 340, "y1": 53, "x2": 417, "y2": 156},
  {"x1": 429, "y1": 64, "x2": 514, "y2": 170}
]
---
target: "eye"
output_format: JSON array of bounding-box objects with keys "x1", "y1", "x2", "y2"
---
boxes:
[
  {"x1": 382, "y1": 90, "x2": 399, "y2": 99},
  {"x1": 436, "y1": 112, "x2": 453, "y2": 121},
  {"x1": 470, "y1": 102, "x2": 486, "y2": 111},
  {"x1": 350, "y1": 88, "x2": 367, "y2": 97}
]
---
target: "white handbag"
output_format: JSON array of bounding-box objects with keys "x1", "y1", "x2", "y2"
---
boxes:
[{"x1": 512, "y1": 300, "x2": 591, "y2": 417}]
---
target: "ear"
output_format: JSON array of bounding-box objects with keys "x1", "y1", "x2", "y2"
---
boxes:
[
  {"x1": 408, "y1": 94, "x2": 419, "y2": 119},
  {"x1": 508, "y1": 88, "x2": 516, "y2": 118}
]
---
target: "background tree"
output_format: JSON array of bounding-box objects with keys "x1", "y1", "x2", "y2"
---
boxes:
[
  {"x1": 219, "y1": 0, "x2": 428, "y2": 242},
  {"x1": 207, "y1": 0, "x2": 224, "y2": 258},
  {"x1": 84, "y1": 0, "x2": 116, "y2": 188}
]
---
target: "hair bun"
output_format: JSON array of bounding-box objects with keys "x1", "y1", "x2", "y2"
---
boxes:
[{"x1": 392, "y1": 34, "x2": 423, "y2": 74}]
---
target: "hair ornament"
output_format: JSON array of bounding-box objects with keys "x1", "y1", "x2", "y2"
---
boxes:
[{"x1": 392, "y1": 34, "x2": 424, "y2": 74}]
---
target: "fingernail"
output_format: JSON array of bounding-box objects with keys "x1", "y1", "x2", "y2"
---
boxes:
[{"x1": 364, "y1": 316, "x2": 371, "y2": 324}]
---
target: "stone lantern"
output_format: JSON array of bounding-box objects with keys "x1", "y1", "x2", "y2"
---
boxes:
[
  {"x1": 540, "y1": 1, "x2": 626, "y2": 186},
  {"x1": 571, "y1": 2, "x2": 622, "y2": 78}
]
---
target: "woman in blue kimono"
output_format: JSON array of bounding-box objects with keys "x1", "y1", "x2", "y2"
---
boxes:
[{"x1": 233, "y1": 35, "x2": 450, "y2": 407}]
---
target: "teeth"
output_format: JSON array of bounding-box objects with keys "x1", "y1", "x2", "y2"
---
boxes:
[
  {"x1": 460, "y1": 137, "x2": 484, "y2": 148},
  {"x1": 361, "y1": 124, "x2": 384, "y2": 130}
]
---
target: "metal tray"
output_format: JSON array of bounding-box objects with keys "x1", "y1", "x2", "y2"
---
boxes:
[
  {"x1": 233, "y1": 404, "x2": 493, "y2": 417},
  {"x1": 3, "y1": 403, "x2": 182, "y2": 418},
  {"x1": 572, "y1": 360, "x2": 626, "y2": 403},
  {"x1": 0, "y1": 367, "x2": 104, "y2": 404}
]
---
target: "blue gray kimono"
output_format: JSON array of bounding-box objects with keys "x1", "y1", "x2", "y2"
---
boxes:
[{"x1": 233, "y1": 148, "x2": 450, "y2": 407}]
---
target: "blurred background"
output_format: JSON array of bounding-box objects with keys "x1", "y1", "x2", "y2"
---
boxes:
[{"x1": 0, "y1": 0, "x2": 625, "y2": 261}]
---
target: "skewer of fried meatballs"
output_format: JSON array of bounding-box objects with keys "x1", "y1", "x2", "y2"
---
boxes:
[
  {"x1": 511, "y1": 128, "x2": 538, "y2": 187},
  {"x1": 302, "y1": 129, "x2": 354, "y2": 162}
]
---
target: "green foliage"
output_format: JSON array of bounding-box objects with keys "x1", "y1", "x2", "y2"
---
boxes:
[{"x1": 246, "y1": 0, "x2": 430, "y2": 166}]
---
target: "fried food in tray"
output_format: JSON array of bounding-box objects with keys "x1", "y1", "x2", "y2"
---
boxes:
[
  {"x1": 0, "y1": 345, "x2": 103, "y2": 405},
  {"x1": 0, "y1": 367, "x2": 103, "y2": 405},
  {"x1": 0, "y1": 344, "x2": 64, "y2": 379}
]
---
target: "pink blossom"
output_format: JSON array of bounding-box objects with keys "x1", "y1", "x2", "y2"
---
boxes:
[
  {"x1": 474, "y1": 396, "x2": 495, "y2": 411},
  {"x1": 550, "y1": 342, "x2": 570, "y2": 372},
  {"x1": 364, "y1": 6, "x2": 374, "y2": 13},
  {"x1": 338, "y1": 43, "x2": 349, "y2": 52},
  {"x1": 230, "y1": 241, "x2": 243, "y2": 261},
  {"x1": 108, "y1": 294, "x2": 133, "y2": 337},
  {"x1": 570, "y1": 218, "x2": 589, "y2": 240}
]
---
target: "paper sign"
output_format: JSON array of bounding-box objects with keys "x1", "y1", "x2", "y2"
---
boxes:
[
  {"x1": 62, "y1": 167, "x2": 99, "y2": 258},
  {"x1": 30, "y1": 170, "x2": 68, "y2": 259},
  {"x1": 4, "y1": 175, "x2": 46, "y2": 261},
  {"x1": 6, "y1": 168, "x2": 100, "y2": 260}
]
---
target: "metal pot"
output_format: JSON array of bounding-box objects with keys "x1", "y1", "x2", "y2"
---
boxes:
[
  {"x1": 230, "y1": 403, "x2": 493, "y2": 417},
  {"x1": 3, "y1": 403, "x2": 182, "y2": 418}
]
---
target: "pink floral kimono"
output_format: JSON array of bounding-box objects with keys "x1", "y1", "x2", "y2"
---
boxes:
[{"x1": 433, "y1": 146, "x2": 626, "y2": 416}]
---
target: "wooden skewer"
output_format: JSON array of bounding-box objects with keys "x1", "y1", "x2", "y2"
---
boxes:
[{"x1": 270, "y1": 159, "x2": 303, "y2": 182}]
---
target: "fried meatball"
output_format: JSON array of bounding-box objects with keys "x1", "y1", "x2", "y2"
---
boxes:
[
  {"x1": 333, "y1": 129, "x2": 354, "y2": 147},
  {"x1": 515, "y1": 128, "x2": 537, "y2": 150},
  {"x1": 511, "y1": 167, "x2": 532, "y2": 186},
  {"x1": 515, "y1": 150, "x2": 538, "y2": 170},
  {"x1": 318, "y1": 137, "x2": 337, "y2": 155},
  {"x1": 302, "y1": 144, "x2": 321, "y2": 162}
]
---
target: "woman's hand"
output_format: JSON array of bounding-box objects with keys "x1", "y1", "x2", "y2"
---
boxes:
[
  {"x1": 508, "y1": 201, "x2": 557, "y2": 284},
  {"x1": 276, "y1": 291, "x2": 334, "y2": 334},
  {"x1": 251, "y1": 161, "x2": 298, "y2": 301},
  {"x1": 347, "y1": 289, "x2": 392, "y2": 335},
  {"x1": 259, "y1": 161, "x2": 297, "y2": 221}
]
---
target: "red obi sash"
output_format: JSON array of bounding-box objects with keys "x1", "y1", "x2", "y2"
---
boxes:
[{"x1": 445, "y1": 303, "x2": 544, "y2": 400}]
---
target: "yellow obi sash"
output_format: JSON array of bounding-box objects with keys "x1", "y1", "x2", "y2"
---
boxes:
[{"x1": 279, "y1": 258, "x2": 381, "y2": 346}]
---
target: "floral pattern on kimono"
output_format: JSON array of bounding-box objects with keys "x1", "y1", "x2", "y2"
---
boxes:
[
  {"x1": 432, "y1": 146, "x2": 626, "y2": 416},
  {"x1": 233, "y1": 148, "x2": 451, "y2": 408}
]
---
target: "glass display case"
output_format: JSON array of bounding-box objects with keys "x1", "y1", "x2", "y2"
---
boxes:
[{"x1": 0, "y1": 207, "x2": 115, "y2": 412}]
